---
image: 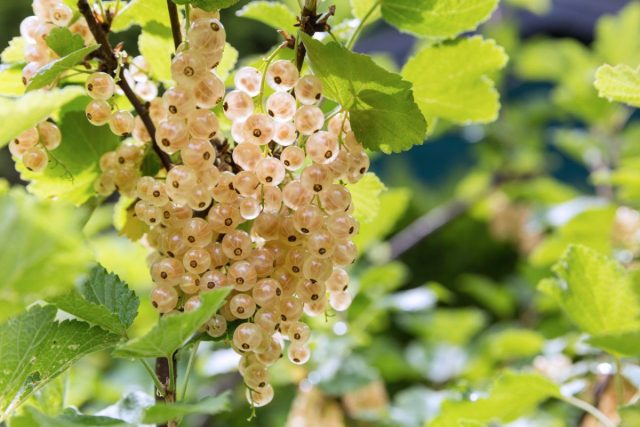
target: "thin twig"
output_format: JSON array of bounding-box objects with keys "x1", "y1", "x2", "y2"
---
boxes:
[
  {"x1": 140, "y1": 359, "x2": 166, "y2": 396},
  {"x1": 346, "y1": 0, "x2": 380, "y2": 50},
  {"x1": 388, "y1": 199, "x2": 471, "y2": 260},
  {"x1": 167, "y1": 0, "x2": 183, "y2": 50},
  {"x1": 77, "y1": 0, "x2": 173, "y2": 171},
  {"x1": 295, "y1": 0, "x2": 318, "y2": 71}
]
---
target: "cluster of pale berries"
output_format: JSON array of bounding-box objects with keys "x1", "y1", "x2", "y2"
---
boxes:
[
  {"x1": 20, "y1": 0, "x2": 93, "y2": 86},
  {"x1": 20, "y1": 4, "x2": 370, "y2": 408},
  {"x1": 9, "y1": 121, "x2": 61, "y2": 172}
]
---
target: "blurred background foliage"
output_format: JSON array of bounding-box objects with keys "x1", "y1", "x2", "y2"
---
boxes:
[{"x1": 3, "y1": 0, "x2": 640, "y2": 426}]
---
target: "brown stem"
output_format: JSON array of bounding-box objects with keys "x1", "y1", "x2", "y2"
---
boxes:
[
  {"x1": 77, "y1": 0, "x2": 173, "y2": 171},
  {"x1": 295, "y1": 0, "x2": 318, "y2": 71},
  {"x1": 155, "y1": 354, "x2": 178, "y2": 427},
  {"x1": 167, "y1": 0, "x2": 183, "y2": 49}
]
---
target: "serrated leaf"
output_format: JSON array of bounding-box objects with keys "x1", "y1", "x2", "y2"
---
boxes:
[
  {"x1": 402, "y1": 36, "x2": 508, "y2": 124},
  {"x1": 113, "y1": 289, "x2": 230, "y2": 358},
  {"x1": 18, "y1": 110, "x2": 120, "y2": 205},
  {"x1": 172, "y1": 0, "x2": 240, "y2": 11},
  {"x1": 346, "y1": 172, "x2": 386, "y2": 224},
  {"x1": 430, "y1": 372, "x2": 560, "y2": 427},
  {"x1": 10, "y1": 407, "x2": 129, "y2": 427},
  {"x1": 236, "y1": 2, "x2": 297, "y2": 34},
  {"x1": 301, "y1": 34, "x2": 426, "y2": 153},
  {"x1": 0, "y1": 188, "x2": 92, "y2": 320},
  {"x1": 0, "y1": 86, "x2": 84, "y2": 146},
  {"x1": 48, "y1": 266, "x2": 139, "y2": 335},
  {"x1": 0, "y1": 305, "x2": 120, "y2": 419},
  {"x1": 112, "y1": 0, "x2": 170, "y2": 32},
  {"x1": 1, "y1": 37, "x2": 26, "y2": 63},
  {"x1": 380, "y1": 0, "x2": 499, "y2": 39},
  {"x1": 142, "y1": 393, "x2": 230, "y2": 424},
  {"x1": 139, "y1": 22, "x2": 173, "y2": 83},
  {"x1": 26, "y1": 45, "x2": 99, "y2": 92},
  {"x1": 45, "y1": 27, "x2": 85, "y2": 57},
  {"x1": 594, "y1": 2, "x2": 640, "y2": 66},
  {"x1": 539, "y1": 245, "x2": 640, "y2": 336},
  {"x1": 484, "y1": 329, "x2": 545, "y2": 361},
  {"x1": 594, "y1": 64, "x2": 640, "y2": 108}
]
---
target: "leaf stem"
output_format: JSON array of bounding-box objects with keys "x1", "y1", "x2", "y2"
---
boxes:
[
  {"x1": 167, "y1": 0, "x2": 183, "y2": 50},
  {"x1": 180, "y1": 342, "x2": 200, "y2": 401},
  {"x1": 141, "y1": 359, "x2": 166, "y2": 396},
  {"x1": 346, "y1": 0, "x2": 381, "y2": 50},
  {"x1": 562, "y1": 395, "x2": 618, "y2": 427}
]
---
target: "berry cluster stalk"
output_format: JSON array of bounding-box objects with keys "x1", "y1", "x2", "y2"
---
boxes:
[
  {"x1": 76, "y1": 0, "x2": 173, "y2": 172},
  {"x1": 295, "y1": 0, "x2": 317, "y2": 71}
]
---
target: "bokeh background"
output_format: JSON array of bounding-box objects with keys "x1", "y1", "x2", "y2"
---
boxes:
[{"x1": 1, "y1": 0, "x2": 638, "y2": 426}]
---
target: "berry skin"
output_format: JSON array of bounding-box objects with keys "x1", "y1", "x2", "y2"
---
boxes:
[
  {"x1": 108, "y1": 110, "x2": 135, "y2": 136},
  {"x1": 85, "y1": 72, "x2": 115, "y2": 100},
  {"x1": 295, "y1": 75, "x2": 323, "y2": 105},
  {"x1": 234, "y1": 67, "x2": 262, "y2": 97},
  {"x1": 266, "y1": 60, "x2": 299, "y2": 91}
]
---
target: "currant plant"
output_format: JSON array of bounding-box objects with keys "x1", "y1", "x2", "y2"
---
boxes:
[{"x1": 0, "y1": 0, "x2": 575, "y2": 425}]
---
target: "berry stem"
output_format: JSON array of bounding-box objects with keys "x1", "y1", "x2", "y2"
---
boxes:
[
  {"x1": 155, "y1": 353, "x2": 178, "y2": 427},
  {"x1": 295, "y1": 0, "x2": 317, "y2": 71},
  {"x1": 77, "y1": 0, "x2": 173, "y2": 172},
  {"x1": 167, "y1": 0, "x2": 183, "y2": 50}
]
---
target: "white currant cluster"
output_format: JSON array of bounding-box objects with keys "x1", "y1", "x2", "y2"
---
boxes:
[
  {"x1": 20, "y1": 0, "x2": 93, "y2": 85},
  {"x1": 9, "y1": 121, "x2": 61, "y2": 172},
  {"x1": 15, "y1": 2, "x2": 370, "y2": 409}
]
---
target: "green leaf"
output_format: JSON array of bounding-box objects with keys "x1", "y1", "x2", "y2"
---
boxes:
[
  {"x1": 215, "y1": 43, "x2": 238, "y2": 81},
  {"x1": 142, "y1": 393, "x2": 230, "y2": 424},
  {"x1": 112, "y1": 0, "x2": 170, "y2": 31},
  {"x1": 172, "y1": 0, "x2": 240, "y2": 11},
  {"x1": 402, "y1": 36, "x2": 508, "y2": 124},
  {"x1": 0, "y1": 65, "x2": 26, "y2": 96},
  {"x1": 346, "y1": 172, "x2": 386, "y2": 224},
  {"x1": 430, "y1": 372, "x2": 561, "y2": 427},
  {"x1": 18, "y1": 110, "x2": 120, "y2": 205},
  {"x1": 301, "y1": 34, "x2": 426, "y2": 153},
  {"x1": 236, "y1": 1, "x2": 297, "y2": 35},
  {"x1": 1, "y1": 37, "x2": 26, "y2": 63},
  {"x1": 113, "y1": 289, "x2": 230, "y2": 358},
  {"x1": 0, "y1": 305, "x2": 120, "y2": 419},
  {"x1": 351, "y1": 0, "x2": 382, "y2": 21},
  {"x1": 354, "y1": 187, "x2": 410, "y2": 252},
  {"x1": 48, "y1": 265, "x2": 140, "y2": 336},
  {"x1": 138, "y1": 22, "x2": 174, "y2": 83},
  {"x1": 0, "y1": 188, "x2": 92, "y2": 320},
  {"x1": 359, "y1": 262, "x2": 408, "y2": 294},
  {"x1": 0, "y1": 86, "x2": 84, "y2": 146},
  {"x1": 26, "y1": 45, "x2": 99, "y2": 92},
  {"x1": 594, "y1": 2, "x2": 640, "y2": 66},
  {"x1": 380, "y1": 0, "x2": 499, "y2": 39},
  {"x1": 594, "y1": 64, "x2": 640, "y2": 108},
  {"x1": 620, "y1": 405, "x2": 640, "y2": 427},
  {"x1": 539, "y1": 245, "x2": 640, "y2": 336},
  {"x1": 484, "y1": 329, "x2": 545, "y2": 361},
  {"x1": 503, "y1": 0, "x2": 550, "y2": 14},
  {"x1": 45, "y1": 27, "x2": 85, "y2": 57},
  {"x1": 588, "y1": 332, "x2": 640, "y2": 357},
  {"x1": 10, "y1": 407, "x2": 129, "y2": 427},
  {"x1": 399, "y1": 308, "x2": 486, "y2": 346},
  {"x1": 530, "y1": 206, "x2": 616, "y2": 266}
]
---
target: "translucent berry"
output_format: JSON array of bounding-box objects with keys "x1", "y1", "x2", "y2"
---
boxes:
[
  {"x1": 86, "y1": 72, "x2": 115, "y2": 100},
  {"x1": 266, "y1": 60, "x2": 299, "y2": 91},
  {"x1": 234, "y1": 66, "x2": 261, "y2": 97},
  {"x1": 295, "y1": 75, "x2": 323, "y2": 105}
]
